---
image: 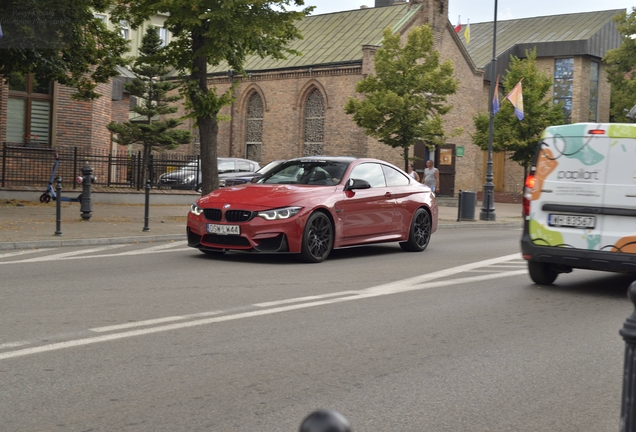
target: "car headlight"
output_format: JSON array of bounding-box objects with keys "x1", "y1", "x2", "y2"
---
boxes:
[
  {"x1": 219, "y1": 179, "x2": 226, "y2": 187},
  {"x1": 182, "y1": 174, "x2": 196, "y2": 184},
  {"x1": 190, "y1": 203, "x2": 203, "y2": 216},
  {"x1": 257, "y1": 206, "x2": 302, "y2": 220}
]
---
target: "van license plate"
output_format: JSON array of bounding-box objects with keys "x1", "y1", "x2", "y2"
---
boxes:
[
  {"x1": 548, "y1": 214, "x2": 595, "y2": 229},
  {"x1": 207, "y1": 224, "x2": 240, "y2": 235}
]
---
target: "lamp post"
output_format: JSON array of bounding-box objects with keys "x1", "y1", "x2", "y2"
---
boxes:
[{"x1": 480, "y1": 0, "x2": 498, "y2": 221}]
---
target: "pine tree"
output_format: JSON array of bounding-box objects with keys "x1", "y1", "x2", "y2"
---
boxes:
[{"x1": 107, "y1": 27, "x2": 191, "y2": 180}]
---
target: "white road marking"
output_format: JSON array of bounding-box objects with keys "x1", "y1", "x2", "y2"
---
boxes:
[
  {"x1": 254, "y1": 291, "x2": 360, "y2": 308},
  {"x1": 0, "y1": 341, "x2": 30, "y2": 349},
  {"x1": 113, "y1": 241, "x2": 188, "y2": 255},
  {"x1": 90, "y1": 309, "x2": 221, "y2": 332},
  {"x1": 0, "y1": 243, "x2": 190, "y2": 264},
  {"x1": 0, "y1": 249, "x2": 53, "y2": 259},
  {"x1": 0, "y1": 253, "x2": 524, "y2": 361},
  {"x1": 12, "y1": 244, "x2": 127, "y2": 263}
]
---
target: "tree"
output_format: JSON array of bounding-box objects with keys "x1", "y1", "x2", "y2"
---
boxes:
[
  {"x1": 0, "y1": 0, "x2": 130, "y2": 100},
  {"x1": 603, "y1": 8, "x2": 636, "y2": 122},
  {"x1": 344, "y1": 25, "x2": 458, "y2": 171},
  {"x1": 111, "y1": 0, "x2": 313, "y2": 194},
  {"x1": 106, "y1": 27, "x2": 191, "y2": 181},
  {"x1": 472, "y1": 48, "x2": 564, "y2": 173}
]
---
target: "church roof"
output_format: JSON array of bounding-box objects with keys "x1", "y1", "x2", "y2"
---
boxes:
[
  {"x1": 458, "y1": 9, "x2": 623, "y2": 75},
  {"x1": 208, "y1": 3, "x2": 420, "y2": 74}
]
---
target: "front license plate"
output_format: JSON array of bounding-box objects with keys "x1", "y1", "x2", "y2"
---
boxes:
[
  {"x1": 207, "y1": 224, "x2": 240, "y2": 235},
  {"x1": 548, "y1": 214, "x2": 596, "y2": 229}
]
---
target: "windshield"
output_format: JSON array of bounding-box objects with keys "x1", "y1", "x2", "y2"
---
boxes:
[
  {"x1": 256, "y1": 160, "x2": 284, "y2": 174},
  {"x1": 258, "y1": 160, "x2": 350, "y2": 186}
]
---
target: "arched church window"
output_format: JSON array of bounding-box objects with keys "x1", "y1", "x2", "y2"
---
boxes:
[
  {"x1": 245, "y1": 92, "x2": 263, "y2": 162},
  {"x1": 303, "y1": 89, "x2": 324, "y2": 156}
]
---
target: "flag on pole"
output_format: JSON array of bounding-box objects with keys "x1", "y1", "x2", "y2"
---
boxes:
[
  {"x1": 454, "y1": 16, "x2": 461, "y2": 33},
  {"x1": 464, "y1": 20, "x2": 470, "y2": 44},
  {"x1": 505, "y1": 79, "x2": 525, "y2": 120},
  {"x1": 493, "y1": 75, "x2": 500, "y2": 114}
]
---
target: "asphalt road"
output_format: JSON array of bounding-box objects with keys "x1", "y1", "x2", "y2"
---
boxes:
[{"x1": 0, "y1": 227, "x2": 631, "y2": 431}]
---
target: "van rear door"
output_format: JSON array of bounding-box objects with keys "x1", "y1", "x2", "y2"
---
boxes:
[
  {"x1": 601, "y1": 125, "x2": 636, "y2": 254},
  {"x1": 529, "y1": 123, "x2": 608, "y2": 251}
]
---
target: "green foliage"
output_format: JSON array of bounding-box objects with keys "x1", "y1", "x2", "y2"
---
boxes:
[
  {"x1": 0, "y1": 0, "x2": 130, "y2": 100},
  {"x1": 603, "y1": 8, "x2": 636, "y2": 122},
  {"x1": 111, "y1": 0, "x2": 313, "y2": 193},
  {"x1": 344, "y1": 25, "x2": 458, "y2": 170},
  {"x1": 107, "y1": 27, "x2": 191, "y2": 157},
  {"x1": 472, "y1": 48, "x2": 564, "y2": 169}
]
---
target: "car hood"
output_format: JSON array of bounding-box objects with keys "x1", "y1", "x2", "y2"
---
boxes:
[{"x1": 198, "y1": 184, "x2": 337, "y2": 210}]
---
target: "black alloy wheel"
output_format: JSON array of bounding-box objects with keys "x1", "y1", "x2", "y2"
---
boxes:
[
  {"x1": 400, "y1": 208, "x2": 431, "y2": 252},
  {"x1": 300, "y1": 212, "x2": 334, "y2": 263}
]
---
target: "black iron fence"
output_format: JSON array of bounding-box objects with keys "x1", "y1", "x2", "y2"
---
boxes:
[{"x1": 1, "y1": 143, "x2": 199, "y2": 190}]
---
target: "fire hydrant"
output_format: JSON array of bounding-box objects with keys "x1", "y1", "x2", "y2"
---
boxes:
[{"x1": 80, "y1": 161, "x2": 95, "y2": 221}]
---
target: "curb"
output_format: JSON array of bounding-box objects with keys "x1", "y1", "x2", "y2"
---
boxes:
[{"x1": 0, "y1": 234, "x2": 186, "y2": 251}]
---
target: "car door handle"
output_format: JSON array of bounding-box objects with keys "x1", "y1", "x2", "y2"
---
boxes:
[{"x1": 385, "y1": 192, "x2": 392, "y2": 198}]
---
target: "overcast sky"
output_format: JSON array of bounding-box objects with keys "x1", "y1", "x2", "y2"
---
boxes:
[{"x1": 300, "y1": 0, "x2": 635, "y2": 24}]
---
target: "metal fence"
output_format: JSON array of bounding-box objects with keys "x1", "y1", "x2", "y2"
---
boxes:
[{"x1": 1, "y1": 143, "x2": 199, "y2": 190}]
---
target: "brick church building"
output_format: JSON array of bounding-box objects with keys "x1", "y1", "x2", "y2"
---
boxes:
[{"x1": 0, "y1": 0, "x2": 624, "y2": 197}]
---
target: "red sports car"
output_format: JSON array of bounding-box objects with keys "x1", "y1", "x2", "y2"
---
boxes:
[{"x1": 186, "y1": 156, "x2": 438, "y2": 263}]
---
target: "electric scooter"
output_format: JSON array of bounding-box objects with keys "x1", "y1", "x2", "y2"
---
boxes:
[{"x1": 39, "y1": 154, "x2": 82, "y2": 204}]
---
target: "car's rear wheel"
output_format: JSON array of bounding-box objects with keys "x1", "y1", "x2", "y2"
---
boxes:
[
  {"x1": 300, "y1": 212, "x2": 333, "y2": 263},
  {"x1": 527, "y1": 260, "x2": 558, "y2": 285},
  {"x1": 400, "y1": 208, "x2": 431, "y2": 252}
]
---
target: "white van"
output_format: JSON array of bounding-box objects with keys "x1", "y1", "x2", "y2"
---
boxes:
[{"x1": 521, "y1": 123, "x2": 636, "y2": 284}]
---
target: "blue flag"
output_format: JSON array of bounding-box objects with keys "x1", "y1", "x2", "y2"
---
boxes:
[{"x1": 493, "y1": 75, "x2": 500, "y2": 114}]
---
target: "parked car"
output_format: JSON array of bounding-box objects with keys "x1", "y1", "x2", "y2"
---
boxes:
[
  {"x1": 221, "y1": 160, "x2": 285, "y2": 187},
  {"x1": 187, "y1": 156, "x2": 438, "y2": 263},
  {"x1": 159, "y1": 158, "x2": 260, "y2": 190}
]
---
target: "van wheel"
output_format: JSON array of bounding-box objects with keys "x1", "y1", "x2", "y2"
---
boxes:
[{"x1": 528, "y1": 260, "x2": 558, "y2": 285}]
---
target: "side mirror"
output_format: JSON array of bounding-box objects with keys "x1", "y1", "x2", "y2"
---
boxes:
[{"x1": 344, "y1": 178, "x2": 371, "y2": 191}]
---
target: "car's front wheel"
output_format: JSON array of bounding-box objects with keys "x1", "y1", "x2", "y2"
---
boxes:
[
  {"x1": 400, "y1": 208, "x2": 431, "y2": 252},
  {"x1": 527, "y1": 260, "x2": 558, "y2": 285},
  {"x1": 300, "y1": 212, "x2": 334, "y2": 263}
]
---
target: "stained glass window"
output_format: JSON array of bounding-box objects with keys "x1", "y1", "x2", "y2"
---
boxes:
[
  {"x1": 589, "y1": 61, "x2": 599, "y2": 122},
  {"x1": 554, "y1": 58, "x2": 574, "y2": 123},
  {"x1": 303, "y1": 89, "x2": 324, "y2": 156},
  {"x1": 245, "y1": 92, "x2": 263, "y2": 162}
]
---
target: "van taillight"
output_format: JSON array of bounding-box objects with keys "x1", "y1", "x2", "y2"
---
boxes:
[
  {"x1": 523, "y1": 174, "x2": 535, "y2": 216},
  {"x1": 525, "y1": 174, "x2": 536, "y2": 190},
  {"x1": 588, "y1": 129, "x2": 605, "y2": 135}
]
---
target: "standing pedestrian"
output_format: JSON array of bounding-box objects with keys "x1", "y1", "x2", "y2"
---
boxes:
[
  {"x1": 424, "y1": 159, "x2": 439, "y2": 192},
  {"x1": 407, "y1": 163, "x2": 420, "y2": 182}
]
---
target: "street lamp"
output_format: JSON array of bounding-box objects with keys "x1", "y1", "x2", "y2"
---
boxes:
[{"x1": 480, "y1": 0, "x2": 498, "y2": 221}]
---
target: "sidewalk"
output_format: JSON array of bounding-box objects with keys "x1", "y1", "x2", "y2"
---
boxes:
[{"x1": 0, "y1": 198, "x2": 523, "y2": 250}]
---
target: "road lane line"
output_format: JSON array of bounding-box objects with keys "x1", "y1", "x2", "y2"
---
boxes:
[
  {"x1": 90, "y1": 309, "x2": 221, "y2": 332},
  {"x1": 0, "y1": 249, "x2": 53, "y2": 259},
  {"x1": 0, "y1": 263, "x2": 524, "y2": 361},
  {"x1": 254, "y1": 291, "x2": 360, "y2": 308},
  {"x1": 13, "y1": 245, "x2": 127, "y2": 263},
  {"x1": 113, "y1": 241, "x2": 188, "y2": 255},
  {"x1": 0, "y1": 246, "x2": 191, "y2": 264},
  {"x1": 0, "y1": 341, "x2": 30, "y2": 349}
]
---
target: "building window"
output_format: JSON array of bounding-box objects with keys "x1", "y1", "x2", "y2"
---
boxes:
[
  {"x1": 94, "y1": 14, "x2": 107, "y2": 22},
  {"x1": 589, "y1": 61, "x2": 599, "y2": 122},
  {"x1": 554, "y1": 58, "x2": 574, "y2": 123},
  {"x1": 157, "y1": 27, "x2": 169, "y2": 47},
  {"x1": 7, "y1": 73, "x2": 52, "y2": 144},
  {"x1": 245, "y1": 92, "x2": 264, "y2": 162},
  {"x1": 303, "y1": 89, "x2": 324, "y2": 156},
  {"x1": 120, "y1": 20, "x2": 130, "y2": 39}
]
